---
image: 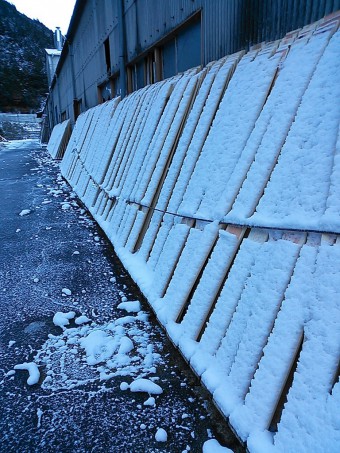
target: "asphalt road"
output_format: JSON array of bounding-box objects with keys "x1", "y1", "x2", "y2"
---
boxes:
[{"x1": 0, "y1": 139, "x2": 243, "y2": 453}]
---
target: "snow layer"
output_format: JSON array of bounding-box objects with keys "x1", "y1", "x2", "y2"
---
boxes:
[
  {"x1": 250, "y1": 30, "x2": 340, "y2": 230},
  {"x1": 47, "y1": 119, "x2": 70, "y2": 159},
  {"x1": 58, "y1": 20, "x2": 340, "y2": 453}
]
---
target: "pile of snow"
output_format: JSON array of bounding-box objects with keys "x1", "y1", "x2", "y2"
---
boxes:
[
  {"x1": 33, "y1": 311, "x2": 162, "y2": 390},
  {"x1": 117, "y1": 300, "x2": 141, "y2": 313},
  {"x1": 53, "y1": 311, "x2": 75, "y2": 328},
  {"x1": 120, "y1": 378, "x2": 163, "y2": 395},
  {"x1": 75, "y1": 315, "x2": 90, "y2": 325},
  {"x1": 202, "y1": 439, "x2": 233, "y2": 452}
]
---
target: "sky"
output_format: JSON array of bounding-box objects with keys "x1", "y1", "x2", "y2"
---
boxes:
[{"x1": 8, "y1": 0, "x2": 77, "y2": 35}]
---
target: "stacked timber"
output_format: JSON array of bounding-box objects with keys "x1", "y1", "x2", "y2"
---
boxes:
[
  {"x1": 47, "y1": 118, "x2": 71, "y2": 159},
  {"x1": 52, "y1": 14, "x2": 340, "y2": 453}
]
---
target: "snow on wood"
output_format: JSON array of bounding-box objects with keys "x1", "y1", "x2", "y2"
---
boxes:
[
  {"x1": 59, "y1": 20, "x2": 340, "y2": 452},
  {"x1": 178, "y1": 48, "x2": 281, "y2": 220},
  {"x1": 224, "y1": 28, "x2": 333, "y2": 221},
  {"x1": 109, "y1": 85, "x2": 159, "y2": 194},
  {"x1": 136, "y1": 210, "x2": 164, "y2": 261},
  {"x1": 210, "y1": 238, "x2": 301, "y2": 415},
  {"x1": 151, "y1": 222, "x2": 191, "y2": 299},
  {"x1": 175, "y1": 230, "x2": 241, "y2": 356},
  {"x1": 157, "y1": 222, "x2": 220, "y2": 324},
  {"x1": 147, "y1": 214, "x2": 175, "y2": 271},
  {"x1": 47, "y1": 119, "x2": 71, "y2": 159},
  {"x1": 190, "y1": 237, "x2": 260, "y2": 376},
  {"x1": 165, "y1": 52, "x2": 243, "y2": 216},
  {"x1": 117, "y1": 73, "x2": 199, "y2": 246},
  {"x1": 251, "y1": 29, "x2": 340, "y2": 231}
]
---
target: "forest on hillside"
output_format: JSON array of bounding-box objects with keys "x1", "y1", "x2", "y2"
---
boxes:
[{"x1": 0, "y1": 0, "x2": 54, "y2": 112}]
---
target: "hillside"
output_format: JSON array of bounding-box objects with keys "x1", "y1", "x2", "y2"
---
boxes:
[{"x1": 0, "y1": 0, "x2": 53, "y2": 112}]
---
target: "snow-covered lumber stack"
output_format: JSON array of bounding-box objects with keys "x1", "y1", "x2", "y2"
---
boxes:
[
  {"x1": 58, "y1": 13, "x2": 340, "y2": 453},
  {"x1": 47, "y1": 119, "x2": 71, "y2": 159}
]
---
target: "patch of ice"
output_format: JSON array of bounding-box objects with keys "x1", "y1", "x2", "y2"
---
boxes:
[
  {"x1": 62, "y1": 288, "x2": 72, "y2": 296},
  {"x1": 14, "y1": 362, "x2": 40, "y2": 385},
  {"x1": 8, "y1": 340, "x2": 16, "y2": 347}
]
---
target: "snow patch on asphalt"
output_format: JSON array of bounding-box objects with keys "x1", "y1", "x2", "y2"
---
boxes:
[
  {"x1": 32, "y1": 310, "x2": 162, "y2": 391},
  {"x1": 19, "y1": 209, "x2": 31, "y2": 216}
]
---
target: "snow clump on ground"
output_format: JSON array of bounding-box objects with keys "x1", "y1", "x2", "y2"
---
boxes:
[
  {"x1": 155, "y1": 427, "x2": 168, "y2": 442},
  {"x1": 202, "y1": 438, "x2": 233, "y2": 452},
  {"x1": 30, "y1": 309, "x2": 162, "y2": 391},
  {"x1": 14, "y1": 362, "x2": 40, "y2": 385}
]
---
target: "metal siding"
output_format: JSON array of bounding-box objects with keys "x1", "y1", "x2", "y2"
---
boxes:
[
  {"x1": 177, "y1": 19, "x2": 201, "y2": 72},
  {"x1": 126, "y1": 0, "x2": 201, "y2": 61},
  {"x1": 48, "y1": 0, "x2": 340, "y2": 127},
  {"x1": 162, "y1": 39, "x2": 177, "y2": 78}
]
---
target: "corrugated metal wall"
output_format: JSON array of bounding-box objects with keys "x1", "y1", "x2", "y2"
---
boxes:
[
  {"x1": 124, "y1": 0, "x2": 340, "y2": 64},
  {"x1": 47, "y1": 0, "x2": 340, "y2": 128}
]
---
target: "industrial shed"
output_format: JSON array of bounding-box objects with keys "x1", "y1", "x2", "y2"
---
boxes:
[{"x1": 44, "y1": 0, "x2": 340, "y2": 133}]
